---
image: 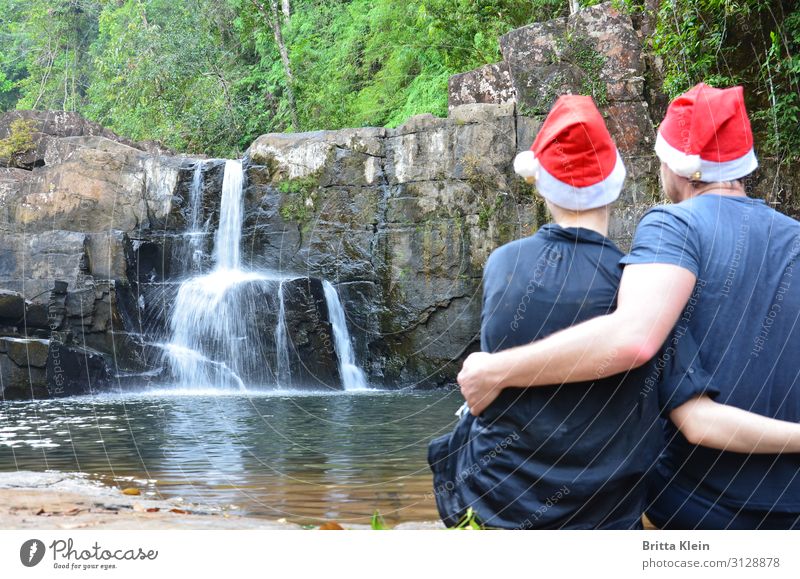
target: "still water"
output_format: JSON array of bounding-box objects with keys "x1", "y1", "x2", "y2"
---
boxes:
[{"x1": 0, "y1": 389, "x2": 461, "y2": 524}]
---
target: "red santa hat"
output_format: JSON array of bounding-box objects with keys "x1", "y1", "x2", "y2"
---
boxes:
[
  {"x1": 655, "y1": 83, "x2": 758, "y2": 182},
  {"x1": 513, "y1": 95, "x2": 625, "y2": 211}
]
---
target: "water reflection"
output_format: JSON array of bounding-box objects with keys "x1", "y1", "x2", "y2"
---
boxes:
[{"x1": 0, "y1": 390, "x2": 460, "y2": 523}]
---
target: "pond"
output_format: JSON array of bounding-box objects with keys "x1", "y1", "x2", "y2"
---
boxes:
[{"x1": 0, "y1": 388, "x2": 461, "y2": 525}]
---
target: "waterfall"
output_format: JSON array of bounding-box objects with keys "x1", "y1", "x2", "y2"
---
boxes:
[
  {"x1": 274, "y1": 281, "x2": 291, "y2": 387},
  {"x1": 163, "y1": 159, "x2": 367, "y2": 391},
  {"x1": 214, "y1": 160, "x2": 244, "y2": 270},
  {"x1": 323, "y1": 281, "x2": 368, "y2": 391},
  {"x1": 186, "y1": 161, "x2": 206, "y2": 270},
  {"x1": 166, "y1": 160, "x2": 273, "y2": 389}
]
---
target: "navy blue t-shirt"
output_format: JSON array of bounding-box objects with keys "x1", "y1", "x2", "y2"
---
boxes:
[
  {"x1": 621, "y1": 194, "x2": 800, "y2": 512},
  {"x1": 428, "y1": 224, "x2": 713, "y2": 529}
]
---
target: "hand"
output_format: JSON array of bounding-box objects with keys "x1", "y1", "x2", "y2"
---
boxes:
[{"x1": 457, "y1": 352, "x2": 504, "y2": 416}]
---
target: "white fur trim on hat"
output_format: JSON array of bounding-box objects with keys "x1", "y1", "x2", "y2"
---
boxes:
[
  {"x1": 655, "y1": 132, "x2": 758, "y2": 181},
  {"x1": 535, "y1": 152, "x2": 626, "y2": 211},
  {"x1": 513, "y1": 150, "x2": 539, "y2": 179}
]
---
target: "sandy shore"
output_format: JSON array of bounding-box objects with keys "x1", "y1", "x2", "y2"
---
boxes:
[{"x1": 0, "y1": 472, "x2": 444, "y2": 530}]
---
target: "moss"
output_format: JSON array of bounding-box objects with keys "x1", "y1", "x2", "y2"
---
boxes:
[
  {"x1": 478, "y1": 193, "x2": 504, "y2": 230},
  {"x1": 510, "y1": 176, "x2": 537, "y2": 203},
  {"x1": 421, "y1": 222, "x2": 433, "y2": 280},
  {"x1": 464, "y1": 153, "x2": 506, "y2": 231},
  {"x1": 0, "y1": 118, "x2": 37, "y2": 167},
  {"x1": 516, "y1": 102, "x2": 539, "y2": 118},
  {"x1": 276, "y1": 173, "x2": 322, "y2": 224},
  {"x1": 557, "y1": 32, "x2": 608, "y2": 105}
]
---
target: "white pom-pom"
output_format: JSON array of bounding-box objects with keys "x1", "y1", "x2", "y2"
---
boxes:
[{"x1": 513, "y1": 150, "x2": 539, "y2": 178}]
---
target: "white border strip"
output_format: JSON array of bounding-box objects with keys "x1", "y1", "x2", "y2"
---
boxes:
[
  {"x1": 655, "y1": 132, "x2": 758, "y2": 182},
  {"x1": 535, "y1": 152, "x2": 626, "y2": 211}
]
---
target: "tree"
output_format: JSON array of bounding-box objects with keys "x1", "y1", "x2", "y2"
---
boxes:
[{"x1": 250, "y1": 0, "x2": 298, "y2": 130}]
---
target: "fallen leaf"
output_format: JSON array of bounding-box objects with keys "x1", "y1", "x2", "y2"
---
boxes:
[
  {"x1": 35, "y1": 508, "x2": 45, "y2": 516},
  {"x1": 121, "y1": 488, "x2": 140, "y2": 496},
  {"x1": 146, "y1": 508, "x2": 160, "y2": 513},
  {"x1": 318, "y1": 522, "x2": 344, "y2": 530},
  {"x1": 169, "y1": 508, "x2": 188, "y2": 515}
]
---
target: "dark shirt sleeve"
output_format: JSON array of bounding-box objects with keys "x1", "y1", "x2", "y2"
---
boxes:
[
  {"x1": 657, "y1": 325, "x2": 720, "y2": 417},
  {"x1": 619, "y1": 206, "x2": 701, "y2": 277}
]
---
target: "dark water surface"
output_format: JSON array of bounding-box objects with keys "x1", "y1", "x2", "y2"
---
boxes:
[{"x1": 0, "y1": 388, "x2": 461, "y2": 524}]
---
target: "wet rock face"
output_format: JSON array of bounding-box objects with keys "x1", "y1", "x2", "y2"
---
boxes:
[
  {"x1": 0, "y1": 112, "x2": 213, "y2": 398},
  {"x1": 0, "y1": 337, "x2": 49, "y2": 400},
  {"x1": 162, "y1": 275, "x2": 342, "y2": 390},
  {"x1": 46, "y1": 341, "x2": 111, "y2": 398},
  {"x1": 242, "y1": 102, "x2": 540, "y2": 386}
]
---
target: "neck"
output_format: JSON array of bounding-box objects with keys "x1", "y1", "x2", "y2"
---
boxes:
[
  {"x1": 686, "y1": 181, "x2": 747, "y2": 199},
  {"x1": 552, "y1": 208, "x2": 609, "y2": 237}
]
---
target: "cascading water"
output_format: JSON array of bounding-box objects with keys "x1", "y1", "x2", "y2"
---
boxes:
[
  {"x1": 213, "y1": 159, "x2": 244, "y2": 270},
  {"x1": 323, "y1": 281, "x2": 368, "y2": 391},
  {"x1": 274, "y1": 281, "x2": 291, "y2": 387},
  {"x1": 163, "y1": 159, "x2": 368, "y2": 391},
  {"x1": 165, "y1": 160, "x2": 274, "y2": 389},
  {"x1": 185, "y1": 161, "x2": 206, "y2": 271}
]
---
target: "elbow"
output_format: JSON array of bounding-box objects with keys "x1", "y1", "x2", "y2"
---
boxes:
[
  {"x1": 616, "y1": 337, "x2": 662, "y2": 370},
  {"x1": 677, "y1": 419, "x2": 705, "y2": 446},
  {"x1": 670, "y1": 399, "x2": 711, "y2": 447}
]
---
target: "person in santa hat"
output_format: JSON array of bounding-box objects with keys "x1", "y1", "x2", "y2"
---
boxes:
[
  {"x1": 455, "y1": 84, "x2": 800, "y2": 529},
  {"x1": 429, "y1": 94, "x2": 799, "y2": 529}
]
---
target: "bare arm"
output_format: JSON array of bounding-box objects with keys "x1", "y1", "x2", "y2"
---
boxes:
[
  {"x1": 458, "y1": 263, "x2": 696, "y2": 415},
  {"x1": 671, "y1": 395, "x2": 800, "y2": 453}
]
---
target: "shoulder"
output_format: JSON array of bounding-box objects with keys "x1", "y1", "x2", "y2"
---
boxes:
[
  {"x1": 639, "y1": 200, "x2": 696, "y2": 225},
  {"x1": 486, "y1": 233, "x2": 544, "y2": 270}
]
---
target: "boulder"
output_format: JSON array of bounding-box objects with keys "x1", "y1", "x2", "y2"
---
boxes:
[
  {"x1": 2, "y1": 337, "x2": 49, "y2": 368},
  {"x1": 0, "y1": 289, "x2": 25, "y2": 323},
  {"x1": 46, "y1": 341, "x2": 110, "y2": 398},
  {"x1": 448, "y1": 62, "x2": 516, "y2": 109},
  {"x1": 0, "y1": 337, "x2": 49, "y2": 400},
  {"x1": 0, "y1": 110, "x2": 169, "y2": 170},
  {"x1": 499, "y1": 3, "x2": 645, "y2": 115}
]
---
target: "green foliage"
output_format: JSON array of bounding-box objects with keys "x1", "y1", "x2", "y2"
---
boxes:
[
  {"x1": 5, "y1": 0, "x2": 101, "y2": 112},
  {"x1": 370, "y1": 510, "x2": 388, "y2": 530},
  {"x1": 85, "y1": 0, "x2": 253, "y2": 156},
  {"x1": 0, "y1": 118, "x2": 36, "y2": 166},
  {"x1": 452, "y1": 507, "x2": 484, "y2": 529},
  {"x1": 640, "y1": 0, "x2": 800, "y2": 160},
  {"x1": 558, "y1": 33, "x2": 607, "y2": 105},
  {"x1": 752, "y1": 17, "x2": 800, "y2": 159},
  {"x1": 286, "y1": 0, "x2": 565, "y2": 130},
  {"x1": 0, "y1": 0, "x2": 568, "y2": 156},
  {"x1": 277, "y1": 174, "x2": 320, "y2": 223}
]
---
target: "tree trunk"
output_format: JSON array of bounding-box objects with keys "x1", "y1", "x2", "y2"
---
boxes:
[
  {"x1": 251, "y1": 0, "x2": 299, "y2": 130},
  {"x1": 282, "y1": 0, "x2": 291, "y2": 19},
  {"x1": 569, "y1": 0, "x2": 580, "y2": 15}
]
